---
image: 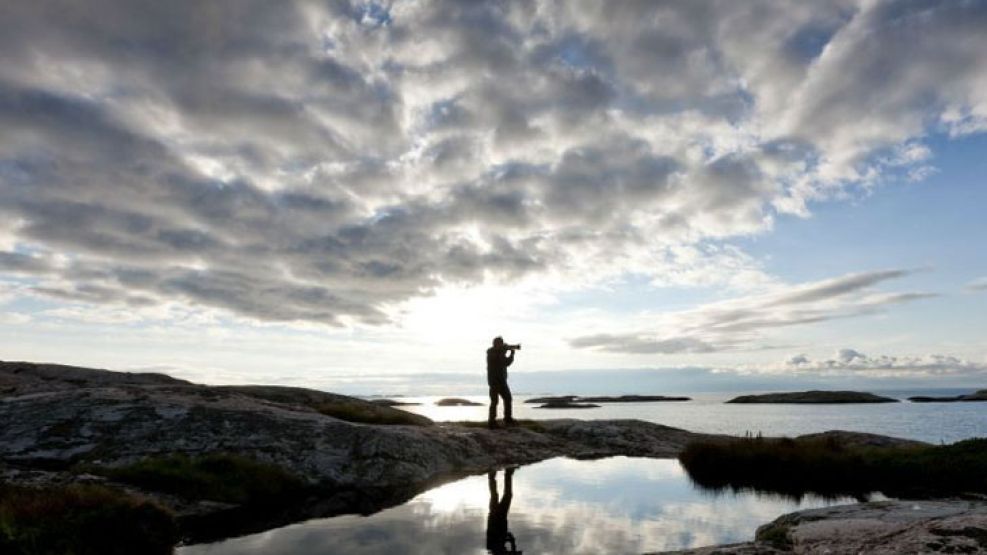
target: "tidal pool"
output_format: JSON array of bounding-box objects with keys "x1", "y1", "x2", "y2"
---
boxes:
[{"x1": 179, "y1": 456, "x2": 857, "y2": 555}]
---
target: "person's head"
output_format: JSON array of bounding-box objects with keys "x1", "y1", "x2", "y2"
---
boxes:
[{"x1": 492, "y1": 336, "x2": 504, "y2": 348}]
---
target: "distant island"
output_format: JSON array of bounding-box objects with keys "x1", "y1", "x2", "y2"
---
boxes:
[
  {"x1": 435, "y1": 397, "x2": 484, "y2": 406},
  {"x1": 726, "y1": 390, "x2": 899, "y2": 404},
  {"x1": 525, "y1": 394, "x2": 691, "y2": 404},
  {"x1": 370, "y1": 399, "x2": 422, "y2": 406},
  {"x1": 534, "y1": 400, "x2": 600, "y2": 409},
  {"x1": 909, "y1": 389, "x2": 987, "y2": 403}
]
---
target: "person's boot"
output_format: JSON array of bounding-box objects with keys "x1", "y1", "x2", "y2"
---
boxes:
[
  {"x1": 488, "y1": 419, "x2": 497, "y2": 430},
  {"x1": 504, "y1": 417, "x2": 517, "y2": 427}
]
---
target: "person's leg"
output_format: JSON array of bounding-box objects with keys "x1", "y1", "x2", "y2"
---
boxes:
[
  {"x1": 502, "y1": 383, "x2": 514, "y2": 423},
  {"x1": 488, "y1": 386, "x2": 499, "y2": 426}
]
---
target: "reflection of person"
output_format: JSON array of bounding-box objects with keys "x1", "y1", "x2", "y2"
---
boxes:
[
  {"x1": 486, "y1": 468, "x2": 521, "y2": 555},
  {"x1": 487, "y1": 337, "x2": 517, "y2": 429}
]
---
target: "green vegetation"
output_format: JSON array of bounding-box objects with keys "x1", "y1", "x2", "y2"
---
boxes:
[
  {"x1": 756, "y1": 520, "x2": 795, "y2": 550},
  {"x1": 314, "y1": 401, "x2": 429, "y2": 426},
  {"x1": 679, "y1": 436, "x2": 987, "y2": 498},
  {"x1": 453, "y1": 419, "x2": 547, "y2": 432},
  {"x1": 217, "y1": 385, "x2": 432, "y2": 426},
  {"x1": 89, "y1": 453, "x2": 306, "y2": 504},
  {"x1": 0, "y1": 483, "x2": 177, "y2": 555}
]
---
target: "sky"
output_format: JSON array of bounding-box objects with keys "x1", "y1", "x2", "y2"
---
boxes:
[{"x1": 1, "y1": 0, "x2": 986, "y2": 394}]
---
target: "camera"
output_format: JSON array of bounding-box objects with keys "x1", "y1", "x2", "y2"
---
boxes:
[{"x1": 506, "y1": 344, "x2": 521, "y2": 351}]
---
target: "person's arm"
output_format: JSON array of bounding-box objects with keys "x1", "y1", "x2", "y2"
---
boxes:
[{"x1": 505, "y1": 350, "x2": 515, "y2": 367}]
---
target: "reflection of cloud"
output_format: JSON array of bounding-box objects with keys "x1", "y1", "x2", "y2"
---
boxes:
[
  {"x1": 570, "y1": 270, "x2": 933, "y2": 354},
  {"x1": 177, "y1": 457, "x2": 847, "y2": 555}
]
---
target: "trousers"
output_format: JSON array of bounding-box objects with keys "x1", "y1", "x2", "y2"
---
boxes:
[{"x1": 488, "y1": 380, "x2": 513, "y2": 422}]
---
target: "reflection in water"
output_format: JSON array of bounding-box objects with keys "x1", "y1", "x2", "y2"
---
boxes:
[
  {"x1": 179, "y1": 457, "x2": 855, "y2": 555},
  {"x1": 487, "y1": 468, "x2": 521, "y2": 554}
]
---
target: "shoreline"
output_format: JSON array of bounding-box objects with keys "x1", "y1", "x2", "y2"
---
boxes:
[{"x1": 1, "y1": 360, "x2": 984, "y2": 552}]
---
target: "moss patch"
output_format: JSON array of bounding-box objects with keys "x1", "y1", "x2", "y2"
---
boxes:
[
  {"x1": 314, "y1": 401, "x2": 428, "y2": 426},
  {"x1": 218, "y1": 385, "x2": 432, "y2": 426},
  {"x1": 87, "y1": 453, "x2": 306, "y2": 505},
  {"x1": 0, "y1": 483, "x2": 177, "y2": 555}
]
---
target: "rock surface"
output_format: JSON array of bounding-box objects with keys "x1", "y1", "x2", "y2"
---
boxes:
[
  {"x1": 663, "y1": 500, "x2": 987, "y2": 554},
  {"x1": 726, "y1": 390, "x2": 898, "y2": 404},
  {"x1": 0, "y1": 361, "x2": 720, "y2": 519},
  {"x1": 910, "y1": 389, "x2": 987, "y2": 402}
]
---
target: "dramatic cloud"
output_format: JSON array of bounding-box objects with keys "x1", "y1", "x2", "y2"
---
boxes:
[
  {"x1": 568, "y1": 270, "x2": 935, "y2": 353},
  {"x1": 781, "y1": 349, "x2": 987, "y2": 377},
  {"x1": 1, "y1": 1, "x2": 985, "y2": 325}
]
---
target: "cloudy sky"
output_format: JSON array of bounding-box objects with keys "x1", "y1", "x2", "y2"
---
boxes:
[{"x1": 1, "y1": 0, "x2": 986, "y2": 393}]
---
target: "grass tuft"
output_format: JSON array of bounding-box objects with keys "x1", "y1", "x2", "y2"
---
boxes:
[
  {"x1": 0, "y1": 483, "x2": 177, "y2": 555},
  {"x1": 314, "y1": 402, "x2": 429, "y2": 426},
  {"x1": 679, "y1": 436, "x2": 987, "y2": 499},
  {"x1": 87, "y1": 453, "x2": 306, "y2": 505}
]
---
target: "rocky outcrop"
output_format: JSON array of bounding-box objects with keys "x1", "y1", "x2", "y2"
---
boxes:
[
  {"x1": 369, "y1": 399, "x2": 421, "y2": 406},
  {"x1": 435, "y1": 397, "x2": 483, "y2": 406},
  {"x1": 525, "y1": 394, "x2": 691, "y2": 404},
  {"x1": 0, "y1": 360, "x2": 719, "y2": 501},
  {"x1": 910, "y1": 389, "x2": 987, "y2": 402},
  {"x1": 534, "y1": 401, "x2": 600, "y2": 409},
  {"x1": 664, "y1": 500, "x2": 987, "y2": 554},
  {"x1": 580, "y1": 395, "x2": 692, "y2": 402},
  {"x1": 726, "y1": 390, "x2": 898, "y2": 404},
  {"x1": 526, "y1": 395, "x2": 578, "y2": 404},
  {"x1": 0, "y1": 360, "x2": 733, "y2": 542}
]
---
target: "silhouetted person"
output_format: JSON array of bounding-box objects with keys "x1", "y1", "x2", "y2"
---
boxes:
[
  {"x1": 487, "y1": 468, "x2": 521, "y2": 554},
  {"x1": 487, "y1": 337, "x2": 517, "y2": 428}
]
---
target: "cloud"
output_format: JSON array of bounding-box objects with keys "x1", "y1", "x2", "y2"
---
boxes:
[
  {"x1": 569, "y1": 335, "x2": 716, "y2": 355},
  {"x1": 781, "y1": 349, "x2": 987, "y2": 377},
  {"x1": 0, "y1": 1, "x2": 985, "y2": 325},
  {"x1": 569, "y1": 269, "x2": 934, "y2": 353},
  {"x1": 966, "y1": 278, "x2": 987, "y2": 292}
]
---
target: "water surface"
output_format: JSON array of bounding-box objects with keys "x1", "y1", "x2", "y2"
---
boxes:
[
  {"x1": 397, "y1": 391, "x2": 987, "y2": 444},
  {"x1": 180, "y1": 457, "x2": 857, "y2": 555}
]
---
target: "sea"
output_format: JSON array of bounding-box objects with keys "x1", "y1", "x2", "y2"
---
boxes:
[
  {"x1": 397, "y1": 389, "x2": 987, "y2": 444},
  {"x1": 178, "y1": 389, "x2": 984, "y2": 554}
]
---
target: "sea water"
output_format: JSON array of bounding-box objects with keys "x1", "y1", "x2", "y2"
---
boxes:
[{"x1": 397, "y1": 391, "x2": 987, "y2": 444}]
